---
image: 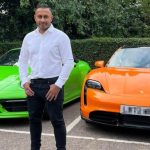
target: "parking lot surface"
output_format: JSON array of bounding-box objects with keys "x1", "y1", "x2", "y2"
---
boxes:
[{"x1": 0, "y1": 100, "x2": 150, "y2": 150}]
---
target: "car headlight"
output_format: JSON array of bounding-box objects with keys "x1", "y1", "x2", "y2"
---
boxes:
[
  {"x1": 83, "y1": 79, "x2": 104, "y2": 105},
  {"x1": 86, "y1": 79, "x2": 103, "y2": 90}
]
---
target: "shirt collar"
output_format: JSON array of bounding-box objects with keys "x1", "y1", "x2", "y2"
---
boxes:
[
  {"x1": 35, "y1": 24, "x2": 54, "y2": 34},
  {"x1": 47, "y1": 24, "x2": 54, "y2": 33}
]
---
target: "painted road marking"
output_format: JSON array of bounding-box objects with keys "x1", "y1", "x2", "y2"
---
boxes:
[
  {"x1": 66, "y1": 116, "x2": 81, "y2": 133},
  {"x1": 0, "y1": 128, "x2": 150, "y2": 146},
  {"x1": 97, "y1": 138, "x2": 150, "y2": 146}
]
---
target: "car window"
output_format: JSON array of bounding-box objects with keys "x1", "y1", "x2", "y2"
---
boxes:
[
  {"x1": 107, "y1": 47, "x2": 150, "y2": 68},
  {"x1": 0, "y1": 50, "x2": 19, "y2": 66}
]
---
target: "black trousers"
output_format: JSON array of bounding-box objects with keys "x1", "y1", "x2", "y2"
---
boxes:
[{"x1": 27, "y1": 77, "x2": 66, "y2": 150}]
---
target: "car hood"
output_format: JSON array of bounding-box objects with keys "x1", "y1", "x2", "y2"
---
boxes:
[
  {"x1": 0, "y1": 66, "x2": 26, "y2": 99},
  {"x1": 89, "y1": 67, "x2": 150, "y2": 95}
]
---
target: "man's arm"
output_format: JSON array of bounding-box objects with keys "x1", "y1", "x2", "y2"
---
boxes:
[
  {"x1": 18, "y1": 36, "x2": 30, "y2": 88},
  {"x1": 55, "y1": 34, "x2": 74, "y2": 88},
  {"x1": 46, "y1": 33, "x2": 74, "y2": 101},
  {"x1": 18, "y1": 36, "x2": 34, "y2": 96}
]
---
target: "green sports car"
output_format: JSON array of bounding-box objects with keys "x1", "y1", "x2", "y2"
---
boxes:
[{"x1": 0, "y1": 48, "x2": 91, "y2": 119}]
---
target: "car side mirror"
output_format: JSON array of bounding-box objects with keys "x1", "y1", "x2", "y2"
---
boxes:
[{"x1": 94, "y1": 61, "x2": 105, "y2": 68}]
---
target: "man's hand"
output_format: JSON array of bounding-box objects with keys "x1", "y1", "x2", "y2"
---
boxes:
[
  {"x1": 23, "y1": 82, "x2": 34, "y2": 96},
  {"x1": 46, "y1": 84, "x2": 60, "y2": 101}
]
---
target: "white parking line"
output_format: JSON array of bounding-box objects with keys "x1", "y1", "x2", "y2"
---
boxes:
[
  {"x1": 66, "y1": 116, "x2": 81, "y2": 133},
  {"x1": 97, "y1": 138, "x2": 150, "y2": 146},
  {"x1": 0, "y1": 128, "x2": 150, "y2": 146},
  {"x1": 0, "y1": 129, "x2": 30, "y2": 135},
  {"x1": 0, "y1": 128, "x2": 94, "y2": 140}
]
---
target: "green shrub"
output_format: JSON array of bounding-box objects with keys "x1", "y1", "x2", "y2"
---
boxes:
[
  {"x1": 0, "y1": 42, "x2": 21, "y2": 55},
  {"x1": 1, "y1": 38, "x2": 150, "y2": 68},
  {"x1": 72, "y1": 38, "x2": 150, "y2": 67}
]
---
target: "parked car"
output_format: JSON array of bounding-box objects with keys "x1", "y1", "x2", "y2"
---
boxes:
[
  {"x1": 81, "y1": 47, "x2": 150, "y2": 129},
  {"x1": 0, "y1": 48, "x2": 91, "y2": 118}
]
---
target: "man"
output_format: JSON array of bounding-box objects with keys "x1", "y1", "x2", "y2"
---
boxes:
[{"x1": 18, "y1": 3, "x2": 74, "y2": 150}]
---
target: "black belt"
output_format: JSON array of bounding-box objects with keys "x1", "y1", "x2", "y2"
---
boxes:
[{"x1": 31, "y1": 77, "x2": 58, "y2": 84}]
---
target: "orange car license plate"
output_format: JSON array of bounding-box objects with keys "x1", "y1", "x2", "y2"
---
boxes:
[{"x1": 120, "y1": 105, "x2": 150, "y2": 116}]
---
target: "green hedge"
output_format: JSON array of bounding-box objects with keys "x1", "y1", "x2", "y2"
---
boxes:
[
  {"x1": 72, "y1": 38, "x2": 150, "y2": 68},
  {"x1": 1, "y1": 38, "x2": 150, "y2": 68},
  {"x1": 0, "y1": 42, "x2": 21, "y2": 55}
]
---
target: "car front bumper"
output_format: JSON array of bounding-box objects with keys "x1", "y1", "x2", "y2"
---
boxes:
[
  {"x1": 80, "y1": 88, "x2": 150, "y2": 129},
  {"x1": 81, "y1": 110, "x2": 150, "y2": 129}
]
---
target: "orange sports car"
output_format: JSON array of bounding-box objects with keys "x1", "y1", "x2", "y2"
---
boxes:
[{"x1": 80, "y1": 47, "x2": 150, "y2": 129}]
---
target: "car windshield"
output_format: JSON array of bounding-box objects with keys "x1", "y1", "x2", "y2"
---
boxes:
[
  {"x1": 0, "y1": 49, "x2": 20, "y2": 66},
  {"x1": 106, "y1": 47, "x2": 150, "y2": 68}
]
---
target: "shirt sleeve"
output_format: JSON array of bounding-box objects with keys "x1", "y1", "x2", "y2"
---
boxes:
[
  {"x1": 18, "y1": 35, "x2": 30, "y2": 88},
  {"x1": 55, "y1": 34, "x2": 74, "y2": 88}
]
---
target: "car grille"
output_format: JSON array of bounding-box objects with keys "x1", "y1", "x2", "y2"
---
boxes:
[
  {"x1": 89, "y1": 111, "x2": 120, "y2": 125},
  {"x1": 122, "y1": 115, "x2": 150, "y2": 127},
  {"x1": 1, "y1": 99, "x2": 27, "y2": 112},
  {"x1": 89, "y1": 111, "x2": 150, "y2": 128}
]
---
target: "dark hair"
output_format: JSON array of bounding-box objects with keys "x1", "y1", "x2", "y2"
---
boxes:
[{"x1": 35, "y1": 3, "x2": 52, "y2": 12}]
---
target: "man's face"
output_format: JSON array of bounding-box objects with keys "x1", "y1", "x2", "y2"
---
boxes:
[{"x1": 34, "y1": 8, "x2": 53, "y2": 32}]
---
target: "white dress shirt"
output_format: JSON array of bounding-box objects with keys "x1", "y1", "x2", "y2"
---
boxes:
[{"x1": 18, "y1": 24, "x2": 74, "y2": 88}]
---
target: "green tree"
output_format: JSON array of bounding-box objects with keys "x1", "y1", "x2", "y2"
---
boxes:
[{"x1": 0, "y1": 0, "x2": 150, "y2": 41}]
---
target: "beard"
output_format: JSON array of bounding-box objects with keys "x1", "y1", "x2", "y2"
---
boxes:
[{"x1": 38, "y1": 23, "x2": 51, "y2": 32}]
